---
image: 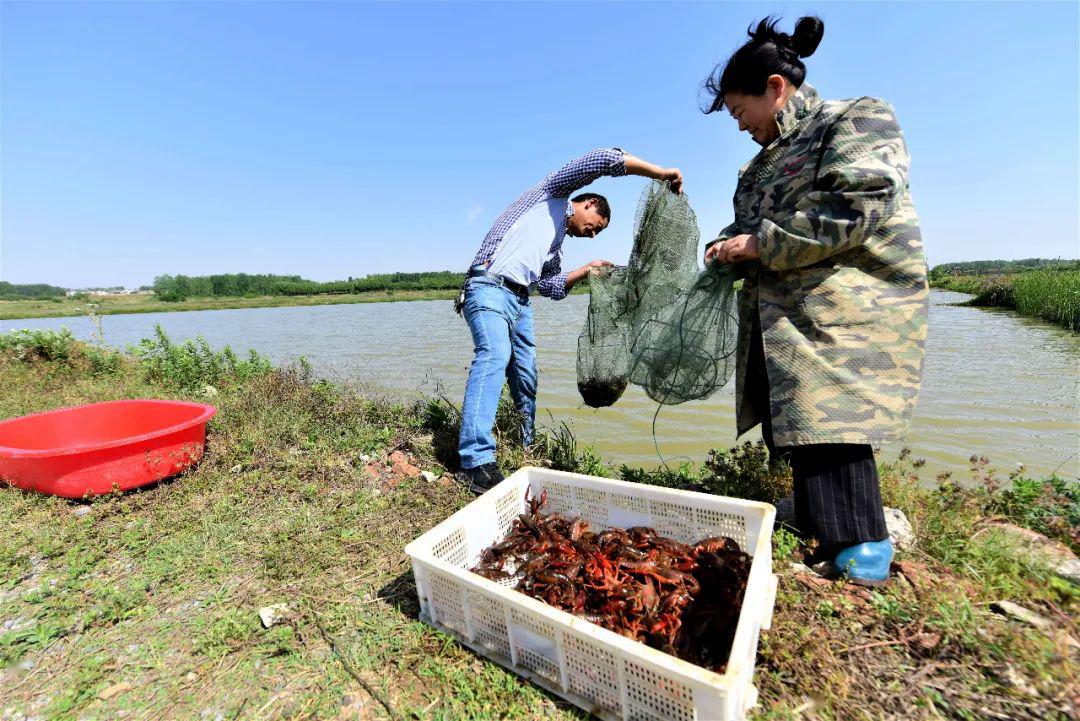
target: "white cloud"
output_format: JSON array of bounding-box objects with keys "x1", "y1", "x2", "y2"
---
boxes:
[{"x1": 466, "y1": 202, "x2": 483, "y2": 226}]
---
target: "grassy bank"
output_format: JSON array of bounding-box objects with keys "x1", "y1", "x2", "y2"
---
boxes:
[
  {"x1": 931, "y1": 268, "x2": 1080, "y2": 331},
  {"x1": 1, "y1": 330, "x2": 1077, "y2": 720},
  {"x1": 0, "y1": 290, "x2": 459, "y2": 321}
]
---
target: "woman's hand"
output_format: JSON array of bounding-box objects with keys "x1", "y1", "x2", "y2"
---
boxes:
[{"x1": 704, "y1": 234, "x2": 761, "y2": 264}]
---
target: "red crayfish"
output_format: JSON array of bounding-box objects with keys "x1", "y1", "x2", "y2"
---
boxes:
[{"x1": 470, "y1": 487, "x2": 751, "y2": 672}]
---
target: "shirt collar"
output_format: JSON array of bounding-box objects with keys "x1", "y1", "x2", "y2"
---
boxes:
[
  {"x1": 561, "y1": 199, "x2": 574, "y2": 236},
  {"x1": 773, "y1": 83, "x2": 821, "y2": 141}
]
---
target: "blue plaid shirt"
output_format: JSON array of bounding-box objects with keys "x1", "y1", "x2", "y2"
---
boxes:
[{"x1": 469, "y1": 148, "x2": 626, "y2": 300}]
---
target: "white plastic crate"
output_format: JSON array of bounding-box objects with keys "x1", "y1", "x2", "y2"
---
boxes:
[{"x1": 404, "y1": 467, "x2": 778, "y2": 721}]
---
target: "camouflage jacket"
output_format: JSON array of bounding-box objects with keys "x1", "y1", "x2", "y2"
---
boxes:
[{"x1": 713, "y1": 84, "x2": 929, "y2": 446}]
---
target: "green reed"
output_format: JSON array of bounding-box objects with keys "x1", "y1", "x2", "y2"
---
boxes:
[
  {"x1": 933, "y1": 268, "x2": 1079, "y2": 331},
  {"x1": 1011, "y1": 268, "x2": 1080, "y2": 331}
]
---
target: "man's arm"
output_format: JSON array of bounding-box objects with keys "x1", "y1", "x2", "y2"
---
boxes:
[
  {"x1": 565, "y1": 261, "x2": 614, "y2": 291},
  {"x1": 538, "y1": 258, "x2": 613, "y2": 300},
  {"x1": 537, "y1": 254, "x2": 569, "y2": 300},
  {"x1": 622, "y1": 153, "x2": 684, "y2": 194},
  {"x1": 546, "y1": 149, "x2": 683, "y2": 197},
  {"x1": 546, "y1": 148, "x2": 627, "y2": 198}
]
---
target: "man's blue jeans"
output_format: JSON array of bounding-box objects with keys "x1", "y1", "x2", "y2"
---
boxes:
[{"x1": 458, "y1": 277, "x2": 537, "y2": 470}]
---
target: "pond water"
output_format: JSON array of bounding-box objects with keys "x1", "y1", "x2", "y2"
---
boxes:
[{"x1": 5, "y1": 290, "x2": 1078, "y2": 482}]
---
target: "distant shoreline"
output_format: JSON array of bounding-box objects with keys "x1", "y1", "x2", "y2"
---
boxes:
[
  {"x1": 0, "y1": 289, "x2": 459, "y2": 320},
  {"x1": 0, "y1": 285, "x2": 593, "y2": 321}
]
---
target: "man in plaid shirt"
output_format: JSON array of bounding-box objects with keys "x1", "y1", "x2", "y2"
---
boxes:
[{"x1": 459, "y1": 148, "x2": 683, "y2": 493}]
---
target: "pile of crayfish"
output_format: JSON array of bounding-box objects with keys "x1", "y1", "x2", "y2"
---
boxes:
[{"x1": 470, "y1": 489, "x2": 750, "y2": 672}]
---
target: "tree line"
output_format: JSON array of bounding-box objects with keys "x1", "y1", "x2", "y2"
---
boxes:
[
  {"x1": 929, "y1": 258, "x2": 1077, "y2": 280},
  {"x1": 152, "y1": 274, "x2": 305, "y2": 301},
  {"x1": 270, "y1": 271, "x2": 461, "y2": 296},
  {"x1": 0, "y1": 282, "x2": 68, "y2": 300},
  {"x1": 151, "y1": 271, "x2": 463, "y2": 301}
]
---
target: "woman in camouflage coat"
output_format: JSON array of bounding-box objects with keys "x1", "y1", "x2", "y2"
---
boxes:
[{"x1": 701, "y1": 16, "x2": 929, "y2": 585}]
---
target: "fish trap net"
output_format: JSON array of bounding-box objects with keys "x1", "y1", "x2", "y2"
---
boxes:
[{"x1": 577, "y1": 181, "x2": 738, "y2": 407}]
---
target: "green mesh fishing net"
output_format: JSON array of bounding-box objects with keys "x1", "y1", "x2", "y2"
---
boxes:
[{"x1": 577, "y1": 181, "x2": 739, "y2": 408}]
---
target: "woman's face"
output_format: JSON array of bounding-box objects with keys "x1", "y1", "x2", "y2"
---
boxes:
[{"x1": 723, "y1": 75, "x2": 790, "y2": 146}]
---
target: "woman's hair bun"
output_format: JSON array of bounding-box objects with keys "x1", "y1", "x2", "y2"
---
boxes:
[
  {"x1": 792, "y1": 16, "x2": 824, "y2": 58},
  {"x1": 701, "y1": 14, "x2": 824, "y2": 113}
]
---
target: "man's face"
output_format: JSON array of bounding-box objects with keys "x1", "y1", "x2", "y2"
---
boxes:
[{"x1": 566, "y1": 199, "x2": 609, "y2": 238}]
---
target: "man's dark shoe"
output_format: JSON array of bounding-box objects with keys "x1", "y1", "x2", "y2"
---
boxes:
[{"x1": 463, "y1": 463, "x2": 504, "y2": 495}]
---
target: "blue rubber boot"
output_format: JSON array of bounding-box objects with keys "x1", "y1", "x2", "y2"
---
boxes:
[{"x1": 833, "y1": 539, "x2": 894, "y2": 586}]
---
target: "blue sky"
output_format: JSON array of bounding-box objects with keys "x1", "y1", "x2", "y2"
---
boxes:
[{"x1": 2, "y1": 1, "x2": 1078, "y2": 288}]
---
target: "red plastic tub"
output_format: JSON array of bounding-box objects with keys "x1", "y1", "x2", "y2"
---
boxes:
[{"x1": 0, "y1": 399, "x2": 216, "y2": 498}]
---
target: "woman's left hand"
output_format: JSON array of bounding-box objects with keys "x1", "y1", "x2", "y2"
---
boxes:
[{"x1": 704, "y1": 234, "x2": 761, "y2": 264}]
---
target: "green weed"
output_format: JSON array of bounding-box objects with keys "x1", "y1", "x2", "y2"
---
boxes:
[
  {"x1": 771, "y1": 526, "x2": 800, "y2": 561},
  {"x1": 877, "y1": 454, "x2": 1075, "y2": 605},
  {"x1": 84, "y1": 583, "x2": 150, "y2": 626},
  {"x1": 702, "y1": 441, "x2": 792, "y2": 503},
  {"x1": 195, "y1": 608, "x2": 263, "y2": 658},
  {"x1": 868, "y1": 590, "x2": 916, "y2": 625},
  {"x1": 0, "y1": 620, "x2": 68, "y2": 665},
  {"x1": 968, "y1": 277, "x2": 1016, "y2": 307},
  {"x1": 619, "y1": 460, "x2": 700, "y2": 489},
  {"x1": 134, "y1": 324, "x2": 272, "y2": 391},
  {"x1": 0, "y1": 328, "x2": 77, "y2": 362},
  {"x1": 987, "y1": 474, "x2": 1080, "y2": 551},
  {"x1": 45, "y1": 652, "x2": 110, "y2": 716},
  {"x1": 0, "y1": 327, "x2": 126, "y2": 378},
  {"x1": 532, "y1": 420, "x2": 610, "y2": 477},
  {"x1": 618, "y1": 441, "x2": 792, "y2": 504}
]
